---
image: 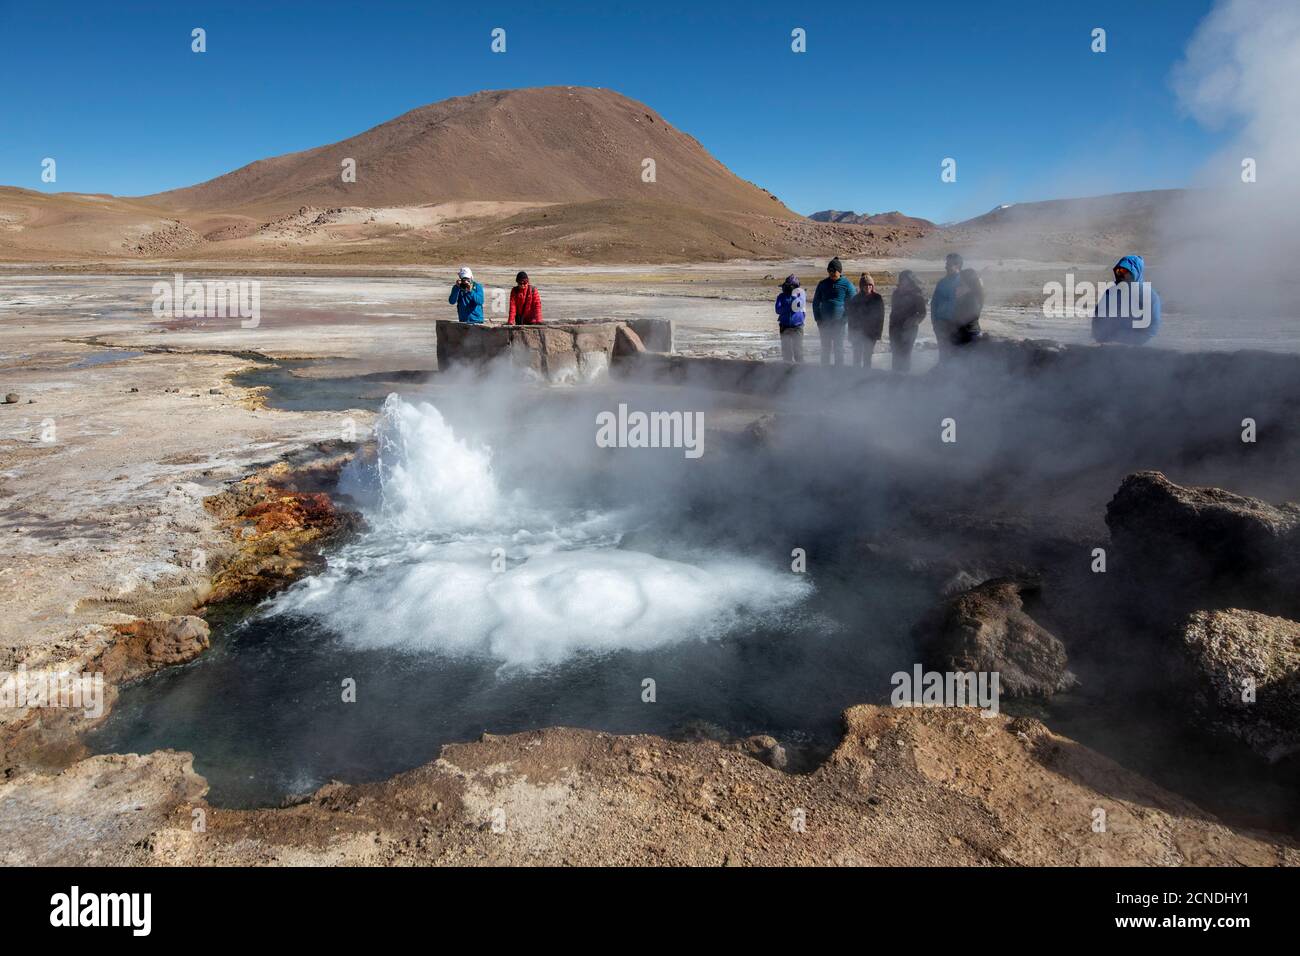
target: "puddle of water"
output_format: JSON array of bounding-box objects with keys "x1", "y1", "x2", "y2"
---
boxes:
[
  {"x1": 71, "y1": 349, "x2": 144, "y2": 368},
  {"x1": 233, "y1": 361, "x2": 430, "y2": 412}
]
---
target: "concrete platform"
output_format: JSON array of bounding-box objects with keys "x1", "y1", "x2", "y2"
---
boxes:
[{"x1": 435, "y1": 318, "x2": 673, "y2": 382}]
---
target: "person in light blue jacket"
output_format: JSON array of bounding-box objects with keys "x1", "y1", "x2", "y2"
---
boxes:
[
  {"x1": 449, "y1": 266, "x2": 485, "y2": 324},
  {"x1": 1092, "y1": 254, "x2": 1161, "y2": 345},
  {"x1": 930, "y1": 253, "x2": 963, "y2": 358}
]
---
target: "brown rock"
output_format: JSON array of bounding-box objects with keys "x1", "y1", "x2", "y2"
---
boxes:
[
  {"x1": 914, "y1": 577, "x2": 1076, "y2": 697},
  {"x1": 102, "y1": 615, "x2": 211, "y2": 682},
  {"x1": 1106, "y1": 471, "x2": 1300, "y2": 621},
  {"x1": 735, "y1": 734, "x2": 788, "y2": 770},
  {"x1": 1177, "y1": 608, "x2": 1300, "y2": 762},
  {"x1": 613, "y1": 324, "x2": 646, "y2": 357}
]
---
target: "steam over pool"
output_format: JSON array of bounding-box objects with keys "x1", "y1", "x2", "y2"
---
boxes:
[{"x1": 266, "y1": 395, "x2": 812, "y2": 669}]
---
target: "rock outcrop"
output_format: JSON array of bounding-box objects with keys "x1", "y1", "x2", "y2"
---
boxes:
[
  {"x1": 202, "y1": 470, "x2": 358, "y2": 604},
  {"x1": 1176, "y1": 609, "x2": 1300, "y2": 763},
  {"x1": 103, "y1": 616, "x2": 211, "y2": 682},
  {"x1": 914, "y1": 577, "x2": 1076, "y2": 697},
  {"x1": 1106, "y1": 471, "x2": 1300, "y2": 621}
]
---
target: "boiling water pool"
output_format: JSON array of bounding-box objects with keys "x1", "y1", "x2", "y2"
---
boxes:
[{"x1": 89, "y1": 393, "x2": 932, "y2": 807}]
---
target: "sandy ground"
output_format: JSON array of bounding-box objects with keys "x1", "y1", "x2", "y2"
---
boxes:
[{"x1": 1, "y1": 264, "x2": 1297, "y2": 866}]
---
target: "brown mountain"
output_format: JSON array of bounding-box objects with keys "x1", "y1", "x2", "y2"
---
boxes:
[
  {"x1": 0, "y1": 87, "x2": 923, "y2": 263},
  {"x1": 144, "y1": 86, "x2": 795, "y2": 219}
]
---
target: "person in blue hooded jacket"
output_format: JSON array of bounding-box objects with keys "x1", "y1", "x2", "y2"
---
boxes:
[
  {"x1": 774, "y1": 274, "x2": 806, "y2": 363},
  {"x1": 1092, "y1": 255, "x2": 1161, "y2": 345},
  {"x1": 930, "y1": 253, "x2": 963, "y2": 357},
  {"x1": 448, "y1": 266, "x2": 485, "y2": 324}
]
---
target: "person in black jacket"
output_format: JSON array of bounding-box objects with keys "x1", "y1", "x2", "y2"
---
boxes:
[
  {"x1": 949, "y1": 268, "x2": 984, "y2": 348},
  {"x1": 845, "y1": 273, "x2": 885, "y2": 368},
  {"x1": 888, "y1": 270, "x2": 927, "y2": 371}
]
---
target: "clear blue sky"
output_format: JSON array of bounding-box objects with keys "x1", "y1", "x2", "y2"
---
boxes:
[{"x1": 0, "y1": 0, "x2": 1225, "y2": 222}]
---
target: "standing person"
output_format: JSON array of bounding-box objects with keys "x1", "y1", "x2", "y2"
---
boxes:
[
  {"x1": 812, "y1": 257, "x2": 856, "y2": 366},
  {"x1": 508, "y1": 271, "x2": 543, "y2": 325},
  {"x1": 930, "y1": 253, "x2": 963, "y2": 357},
  {"x1": 888, "y1": 269, "x2": 927, "y2": 371},
  {"x1": 449, "y1": 267, "x2": 485, "y2": 324},
  {"x1": 950, "y1": 268, "x2": 984, "y2": 346},
  {"x1": 1092, "y1": 254, "x2": 1161, "y2": 345},
  {"x1": 845, "y1": 273, "x2": 884, "y2": 368},
  {"x1": 774, "y1": 274, "x2": 806, "y2": 363}
]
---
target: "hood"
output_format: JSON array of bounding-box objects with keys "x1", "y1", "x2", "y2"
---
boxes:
[{"x1": 1114, "y1": 255, "x2": 1145, "y2": 283}]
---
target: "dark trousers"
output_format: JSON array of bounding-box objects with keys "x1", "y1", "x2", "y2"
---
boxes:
[
  {"x1": 817, "y1": 318, "x2": 847, "y2": 365},
  {"x1": 890, "y1": 324, "x2": 918, "y2": 371},
  {"x1": 850, "y1": 330, "x2": 878, "y2": 367}
]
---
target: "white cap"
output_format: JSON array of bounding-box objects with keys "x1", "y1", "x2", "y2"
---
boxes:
[{"x1": 457, "y1": 267, "x2": 473, "y2": 280}]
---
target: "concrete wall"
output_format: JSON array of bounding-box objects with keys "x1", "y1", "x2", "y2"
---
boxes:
[{"x1": 435, "y1": 318, "x2": 672, "y2": 382}]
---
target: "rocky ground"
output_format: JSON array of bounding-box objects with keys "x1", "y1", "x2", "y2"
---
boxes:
[
  {"x1": 1, "y1": 280, "x2": 1297, "y2": 866},
  {"x1": 4, "y1": 705, "x2": 1292, "y2": 867}
]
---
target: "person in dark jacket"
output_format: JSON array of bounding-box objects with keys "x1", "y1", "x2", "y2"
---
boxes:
[
  {"x1": 888, "y1": 270, "x2": 927, "y2": 372},
  {"x1": 812, "y1": 257, "x2": 856, "y2": 366},
  {"x1": 930, "y1": 253, "x2": 963, "y2": 356},
  {"x1": 845, "y1": 273, "x2": 884, "y2": 368},
  {"x1": 508, "y1": 271, "x2": 543, "y2": 325},
  {"x1": 949, "y1": 268, "x2": 984, "y2": 347},
  {"x1": 774, "y1": 274, "x2": 806, "y2": 364},
  {"x1": 448, "y1": 266, "x2": 485, "y2": 324},
  {"x1": 1092, "y1": 254, "x2": 1161, "y2": 345}
]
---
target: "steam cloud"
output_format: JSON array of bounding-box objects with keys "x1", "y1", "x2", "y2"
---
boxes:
[{"x1": 1161, "y1": 0, "x2": 1300, "y2": 314}]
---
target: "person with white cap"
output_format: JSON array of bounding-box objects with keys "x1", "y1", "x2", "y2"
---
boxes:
[{"x1": 448, "y1": 266, "x2": 485, "y2": 324}]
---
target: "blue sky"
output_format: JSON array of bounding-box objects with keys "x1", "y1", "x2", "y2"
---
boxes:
[{"x1": 0, "y1": 0, "x2": 1225, "y2": 222}]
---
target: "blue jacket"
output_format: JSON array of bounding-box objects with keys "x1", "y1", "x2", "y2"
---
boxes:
[
  {"x1": 449, "y1": 281, "x2": 485, "y2": 323},
  {"x1": 1093, "y1": 255, "x2": 1161, "y2": 345},
  {"x1": 930, "y1": 272, "x2": 960, "y2": 328},
  {"x1": 776, "y1": 288, "x2": 806, "y2": 329},
  {"x1": 812, "y1": 276, "x2": 856, "y2": 322}
]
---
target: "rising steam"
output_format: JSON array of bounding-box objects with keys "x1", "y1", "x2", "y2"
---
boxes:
[{"x1": 1160, "y1": 0, "x2": 1300, "y2": 313}]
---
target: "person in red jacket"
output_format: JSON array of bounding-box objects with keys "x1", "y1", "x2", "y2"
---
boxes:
[{"x1": 507, "y1": 271, "x2": 543, "y2": 325}]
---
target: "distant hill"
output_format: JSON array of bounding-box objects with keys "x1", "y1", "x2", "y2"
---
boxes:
[
  {"x1": 809, "y1": 209, "x2": 935, "y2": 229},
  {"x1": 913, "y1": 189, "x2": 1189, "y2": 261},
  {"x1": 145, "y1": 87, "x2": 796, "y2": 219}
]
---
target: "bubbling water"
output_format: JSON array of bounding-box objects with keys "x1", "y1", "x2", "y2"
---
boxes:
[{"x1": 266, "y1": 394, "x2": 812, "y2": 669}]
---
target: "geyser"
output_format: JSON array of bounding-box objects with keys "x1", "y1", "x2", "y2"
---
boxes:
[{"x1": 268, "y1": 394, "x2": 812, "y2": 669}]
